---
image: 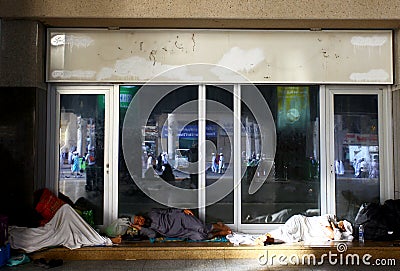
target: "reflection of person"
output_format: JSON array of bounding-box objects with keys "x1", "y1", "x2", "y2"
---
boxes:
[
  {"x1": 369, "y1": 159, "x2": 379, "y2": 178},
  {"x1": 85, "y1": 147, "x2": 97, "y2": 191},
  {"x1": 218, "y1": 153, "x2": 224, "y2": 174},
  {"x1": 254, "y1": 214, "x2": 353, "y2": 245},
  {"x1": 359, "y1": 158, "x2": 369, "y2": 178},
  {"x1": 71, "y1": 151, "x2": 81, "y2": 177},
  {"x1": 211, "y1": 153, "x2": 217, "y2": 173},
  {"x1": 161, "y1": 152, "x2": 168, "y2": 165},
  {"x1": 147, "y1": 153, "x2": 155, "y2": 169},
  {"x1": 132, "y1": 208, "x2": 231, "y2": 241},
  {"x1": 214, "y1": 153, "x2": 220, "y2": 172},
  {"x1": 153, "y1": 153, "x2": 175, "y2": 182},
  {"x1": 353, "y1": 158, "x2": 361, "y2": 177}
]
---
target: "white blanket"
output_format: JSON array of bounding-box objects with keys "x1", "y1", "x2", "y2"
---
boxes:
[
  {"x1": 9, "y1": 204, "x2": 112, "y2": 253},
  {"x1": 268, "y1": 214, "x2": 354, "y2": 243},
  {"x1": 227, "y1": 215, "x2": 354, "y2": 246}
]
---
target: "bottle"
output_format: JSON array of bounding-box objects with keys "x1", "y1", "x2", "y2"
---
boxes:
[{"x1": 358, "y1": 225, "x2": 365, "y2": 244}]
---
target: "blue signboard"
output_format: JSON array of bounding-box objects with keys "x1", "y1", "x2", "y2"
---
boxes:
[{"x1": 162, "y1": 125, "x2": 217, "y2": 138}]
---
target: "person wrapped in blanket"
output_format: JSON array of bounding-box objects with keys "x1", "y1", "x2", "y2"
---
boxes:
[
  {"x1": 254, "y1": 214, "x2": 354, "y2": 245},
  {"x1": 8, "y1": 188, "x2": 123, "y2": 253},
  {"x1": 8, "y1": 204, "x2": 122, "y2": 253},
  {"x1": 132, "y1": 208, "x2": 231, "y2": 241}
]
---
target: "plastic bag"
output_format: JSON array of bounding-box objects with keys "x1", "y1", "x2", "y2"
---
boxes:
[
  {"x1": 105, "y1": 218, "x2": 131, "y2": 237},
  {"x1": 81, "y1": 210, "x2": 95, "y2": 228}
]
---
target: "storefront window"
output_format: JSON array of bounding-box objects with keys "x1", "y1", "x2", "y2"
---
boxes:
[
  {"x1": 118, "y1": 85, "x2": 200, "y2": 217},
  {"x1": 241, "y1": 86, "x2": 320, "y2": 224},
  {"x1": 205, "y1": 86, "x2": 234, "y2": 224}
]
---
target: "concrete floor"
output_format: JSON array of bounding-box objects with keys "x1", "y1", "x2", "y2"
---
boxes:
[{"x1": 2, "y1": 258, "x2": 398, "y2": 271}]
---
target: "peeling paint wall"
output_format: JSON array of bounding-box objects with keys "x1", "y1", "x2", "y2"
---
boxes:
[{"x1": 48, "y1": 29, "x2": 393, "y2": 84}]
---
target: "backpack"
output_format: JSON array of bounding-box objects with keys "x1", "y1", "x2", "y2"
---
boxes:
[
  {"x1": 89, "y1": 155, "x2": 95, "y2": 163},
  {"x1": 354, "y1": 202, "x2": 399, "y2": 241}
]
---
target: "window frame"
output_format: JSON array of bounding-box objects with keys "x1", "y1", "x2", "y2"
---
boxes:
[
  {"x1": 47, "y1": 84, "x2": 393, "y2": 231},
  {"x1": 324, "y1": 85, "x2": 394, "y2": 216}
]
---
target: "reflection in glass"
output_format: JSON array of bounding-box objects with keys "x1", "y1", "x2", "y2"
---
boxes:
[
  {"x1": 118, "y1": 85, "x2": 199, "y2": 218},
  {"x1": 205, "y1": 86, "x2": 234, "y2": 224},
  {"x1": 58, "y1": 94, "x2": 105, "y2": 224},
  {"x1": 334, "y1": 95, "x2": 380, "y2": 222},
  {"x1": 241, "y1": 86, "x2": 320, "y2": 224}
]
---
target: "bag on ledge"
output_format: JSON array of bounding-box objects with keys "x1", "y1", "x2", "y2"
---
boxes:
[{"x1": 0, "y1": 215, "x2": 8, "y2": 246}]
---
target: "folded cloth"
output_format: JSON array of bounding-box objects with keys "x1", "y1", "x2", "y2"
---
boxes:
[
  {"x1": 9, "y1": 204, "x2": 112, "y2": 253},
  {"x1": 226, "y1": 232, "x2": 261, "y2": 246}
]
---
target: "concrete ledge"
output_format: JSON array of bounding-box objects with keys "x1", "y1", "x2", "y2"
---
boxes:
[{"x1": 29, "y1": 241, "x2": 400, "y2": 261}]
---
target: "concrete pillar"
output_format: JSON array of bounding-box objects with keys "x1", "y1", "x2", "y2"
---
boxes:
[
  {"x1": 0, "y1": 19, "x2": 47, "y2": 223},
  {"x1": 0, "y1": 20, "x2": 46, "y2": 89}
]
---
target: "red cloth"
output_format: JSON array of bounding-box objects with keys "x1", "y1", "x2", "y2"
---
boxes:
[{"x1": 35, "y1": 189, "x2": 65, "y2": 226}]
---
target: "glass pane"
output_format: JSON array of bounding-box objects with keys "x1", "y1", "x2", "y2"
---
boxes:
[
  {"x1": 59, "y1": 94, "x2": 105, "y2": 224},
  {"x1": 241, "y1": 86, "x2": 320, "y2": 224},
  {"x1": 205, "y1": 86, "x2": 234, "y2": 224},
  {"x1": 334, "y1": 95, "x2": 380, "y2": 222},
  {"x1": 119, "y1": 85, "x2": 199, "y2": 218}
]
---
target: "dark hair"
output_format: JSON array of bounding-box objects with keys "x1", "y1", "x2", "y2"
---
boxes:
[{"x1": 135, "y1": 212, "x2": 151, "y2": 228}]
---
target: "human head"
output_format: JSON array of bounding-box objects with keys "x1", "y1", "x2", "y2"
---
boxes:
[
  {"x1": 338, "y1": 220, "x2": 353, "y2": 233},
  {"x1": 133, "y1": 215, "x2": 145, "y2": 226}
]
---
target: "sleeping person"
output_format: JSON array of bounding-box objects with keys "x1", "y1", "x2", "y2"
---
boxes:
[
  {"x1": 254, "y1": 214, "x2": 354, "y2": 245},
  {"x1": 8, "y1": 204, "x2": 121, "y2": 253},
  {"x1": 132, "y1": 208, "x2": 231, "y2": 241}
]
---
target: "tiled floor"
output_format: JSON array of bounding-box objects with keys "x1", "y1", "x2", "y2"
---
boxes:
[{"x1": 2, "y1": 259, "x2": 398, "y2": 271}]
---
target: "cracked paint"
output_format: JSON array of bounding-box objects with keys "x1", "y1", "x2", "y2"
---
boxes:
[
  {"x1": 96, "y1": 56, "x2": 203, "y2": 81},
  {"x1": 149, "y1": 50, "x2": 157, "y2": 66},
  {"x1": 174, "y1": 41, "x2": 184, "y2": 50}
]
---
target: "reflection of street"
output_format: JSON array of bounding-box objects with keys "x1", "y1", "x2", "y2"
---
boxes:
[
  {"x1": 59, "y1": 164, "x2": 99, "y2": 203},
  {"x1": 148, "y1": 165, "x2": 234, "y2": 189}
]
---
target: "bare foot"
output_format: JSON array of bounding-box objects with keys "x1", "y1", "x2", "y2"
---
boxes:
[
  {"x1": 110, "y1": 235, "x2": 122, "y2": 244},
  {"x1": 254, "y1": 235, "x2": 267, "y2": 246},
  {"x1": 254, "y1": 234, "x2": 274, "y2": 246}
]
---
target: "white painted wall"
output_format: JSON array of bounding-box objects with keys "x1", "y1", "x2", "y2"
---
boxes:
[{"x1": 47, "y1": 29, "x2": 393, "y2": 84}]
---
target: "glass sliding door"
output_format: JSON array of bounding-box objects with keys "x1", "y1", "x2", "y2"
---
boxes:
[
  {"x1": 57, "y1": 88, "x2": 111, "y2": 225},
  {"x1": 332, "y1": 94, "x2": 380, "y2": 222}
]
